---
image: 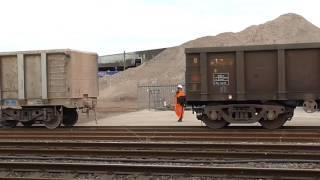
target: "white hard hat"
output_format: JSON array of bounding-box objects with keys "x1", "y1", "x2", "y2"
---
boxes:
[{"x1": 177, "y1": 84, "x2": 183, "y2": 89}]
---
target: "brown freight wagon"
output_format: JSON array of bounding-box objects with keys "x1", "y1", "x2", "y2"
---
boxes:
[
  {"x1": 0, "y1": 49, "x2": 98, "y2": 129},
  {"x1": 185, "y1": 43, "x2": 320, "y2": 129}
]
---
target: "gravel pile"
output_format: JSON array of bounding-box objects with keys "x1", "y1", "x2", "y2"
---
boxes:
[{"x1": 98, "y1": 13, "x2": 320, "y2": 110}]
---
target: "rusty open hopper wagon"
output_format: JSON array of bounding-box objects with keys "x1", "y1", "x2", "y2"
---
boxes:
[
  {"x1": 0, "y1": 49, "x2": 98, "y2": 129},
  {"x1": 185, "y1": 43, "x2": 320, "y2": 129}
]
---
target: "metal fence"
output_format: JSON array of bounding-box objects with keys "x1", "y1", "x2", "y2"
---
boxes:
[{"x1": 137, "y1": 85, "x2": 179, "y2": 110}]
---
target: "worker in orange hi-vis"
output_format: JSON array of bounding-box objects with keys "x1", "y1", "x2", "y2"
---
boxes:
[{"x1": 175, "y1": 84, "x2": 186, "y2": 122}]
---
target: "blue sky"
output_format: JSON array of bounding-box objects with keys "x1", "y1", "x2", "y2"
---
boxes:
[{"x1": 0, "y1": 0, "x2": 318, "y2": 55}]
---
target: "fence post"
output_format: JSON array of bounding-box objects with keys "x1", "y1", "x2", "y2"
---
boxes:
[
  {"x1": 148, "y1": 88, "x2": 150, "y2": 110},
  {"x1": 123, "y1": 51, "x2": 126, "y2": 70}
]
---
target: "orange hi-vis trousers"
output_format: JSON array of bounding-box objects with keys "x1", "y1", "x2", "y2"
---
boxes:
[{"x1": 175, "y1": 103, "x2": 184, "y2": 120}]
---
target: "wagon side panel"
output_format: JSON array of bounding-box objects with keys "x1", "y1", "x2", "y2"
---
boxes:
[
  {"x1": 69, "y1": 52, "x2": 98, "y2": 98},
  {"x1": 244, "y1": 50, "x2": 278, "y2": 100},
  {"x1": 285, "y1": 49, "x2": 320, "y2": 99},
  {"x1": 185, "y1": 53, "x2": 201, "y2": 101},
  {"x1": 207, "y1": 52, "x2": 236, "y2": 101},
  {"x1": 47, "y1": 53, "x2": 68, "y2": 99},
  {"x1": 0, "y1": 56, "x2": 18, "y2": 100},
  {"x1": 24, "y1": 54, "x2": 42, "y2": 99}
]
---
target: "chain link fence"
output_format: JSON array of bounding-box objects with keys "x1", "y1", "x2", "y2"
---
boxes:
[{"x1": 137, "y1": 85, "x2": 179, "y2": 110}]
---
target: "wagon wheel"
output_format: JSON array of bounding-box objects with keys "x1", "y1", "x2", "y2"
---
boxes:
[
  {"x1": 259, "y1": 113, "x2": 288, "y2": 129},
  {"x1": 286, "y1": 111, "x2": 294, "y2": 120},
  {"x1": 1, "y1": 120, "x2": 18, "y2": 128},
  {"x1": 62, "y1": 109, "x2": 78, "y2": 127},
  {"x1": 21, "y1": 121, "x2": 34, "y2": 127},
  {"x1": 44, "y1": 115, "x2": 62, "y2": 129},
  {"x1": 202, "y1": 115, "x2": 229, "y2": 129}
]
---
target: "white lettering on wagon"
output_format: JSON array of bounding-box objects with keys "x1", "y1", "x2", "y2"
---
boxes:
[{"x1": 213, "y1": 73, "x2": 229, "y2": 86}]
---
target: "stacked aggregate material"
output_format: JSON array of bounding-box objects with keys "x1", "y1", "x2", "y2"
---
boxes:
[{"x1": 98, "y1": 13, "x2": 320, "y2": 111}]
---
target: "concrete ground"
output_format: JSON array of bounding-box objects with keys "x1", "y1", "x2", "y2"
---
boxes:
[{"x1": 78, "y1": 107, "x2": 320, "y2": 127}]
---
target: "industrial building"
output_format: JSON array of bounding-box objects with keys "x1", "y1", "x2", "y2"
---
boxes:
[{"x1": 98, "y1": 48, "x2": 166, "y2": 75}]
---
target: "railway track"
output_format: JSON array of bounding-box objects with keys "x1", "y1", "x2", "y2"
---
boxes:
[
  {"x1": 0, "y1": 141, "x2": 320, "y2": 160},
  {"x1": 0, "y1": 126, "x2": 320, "y2": 179},
  {"x1": 0, "y1": 140, "x2": 319, "y2": 179},
  {"x1": 0, "y1": 126, "x2": 320, "y2": 142}
]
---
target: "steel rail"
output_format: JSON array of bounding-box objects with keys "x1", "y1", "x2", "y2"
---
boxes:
[
  {"x1": 0, "y1": 162, "x2": 319, "y2": 179},
  {"x1": 0, "y1": 147, "x2": 319, "y2": 160},
  {"x1": 0, "y1": 176, "x2": 60, "y2": 180},
  {"x1": 3, "y1": 155, "x2": 320, "y2": 164},
  {"x1": 0, "y1": 131, "x2": 319, "y2": 137},
  {"x1": 0, "y1": 141, "x2": 319, "y2": 151},
  {"x1": 3, "y1": 125, "x2": 320, "y2": 131},
  {"x1": 0, "y1": 135, "x2": 318, "y2": 142},
  {"x1": 0, "y1": 178, "x2": 60, "y2": 180}
]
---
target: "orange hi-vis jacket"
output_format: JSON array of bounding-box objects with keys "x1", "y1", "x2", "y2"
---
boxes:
[{"x1": 175, "y1": 90, "x2": 186, "y2": 120}]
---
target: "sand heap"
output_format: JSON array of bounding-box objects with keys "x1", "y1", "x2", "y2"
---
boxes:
[{"x1": 98, "y1": 13, "x2": 320, "y2": 110}]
